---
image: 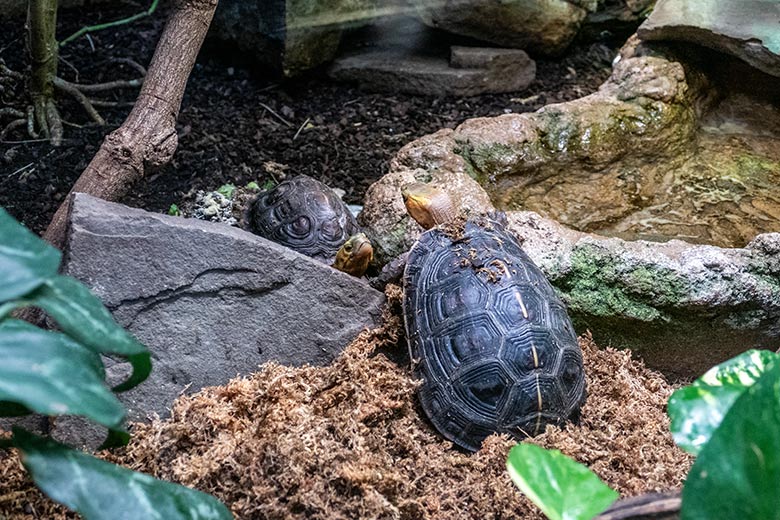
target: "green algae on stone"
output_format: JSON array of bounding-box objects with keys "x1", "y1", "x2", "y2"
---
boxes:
[{"x1": 558, "y1": 242, "x2": 688, "y2": 322}]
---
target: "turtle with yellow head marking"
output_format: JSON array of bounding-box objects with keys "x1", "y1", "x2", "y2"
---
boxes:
[
  {"x1": 247, "y1": 175, "x2": 373, "y2": 277},
  {"x1": 396, "y1": 182, "x2": 587, "y2": 452}
]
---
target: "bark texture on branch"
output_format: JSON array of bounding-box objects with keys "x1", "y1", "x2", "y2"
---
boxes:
[{"x1": 44, "y1": 0, "x2": 219, "y2": 248}]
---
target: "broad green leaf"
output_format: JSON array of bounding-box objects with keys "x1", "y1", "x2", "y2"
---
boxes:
[
  {"x1": 0, "y1": 207, "x2": 61, "y2": 302},
  {"x1": 507, "y1": 443, "x2": 618, "y2": 520},
  {"x1": 681, "y1": 360, "x2": 780, "y2": 520},
  {"x1": 14, "y1": 428, "x2": 234, "y2": 520},
  {"x1": 29, "y1": 275, "x2": 151, "y2": 391},
  {"x1": 668, "y1": 349, "x2": 777, "y2": 455},
  {"x1": 0, "y1": 319, "x2": 124, "y2": 428}
]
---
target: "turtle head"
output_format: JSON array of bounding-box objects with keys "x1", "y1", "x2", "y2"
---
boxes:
[
  {"x1": 401, "y1": 183, "x2": 456, "y2": 230},
  {"x1": 333, "y1": 233, "x2": 373, "y2": 277}
]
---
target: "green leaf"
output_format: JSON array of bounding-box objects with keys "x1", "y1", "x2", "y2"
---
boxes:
[
  {"x1": 13, "y1": 428, "x2": 234, "y2": 520},
  {"x1": 681, "y1": 360, "x2": 780, "y2": 520},
  {"x1": 0, "y1": 207, "x2": 61, "y2": 302},
  {"x1": 0, "y1": 320, "x2": 124, "y2": 429},
  {"x1": 668, "y1": 349, "x2": 777, "y2": 455},
  {"x1": 168, "y1": 204, "x2": 181, "y2": 216},
  {"x1": 28, "y1": 275, "x2": 152, "y2": 391},
  {"x1": 507, "y1": 443, "x2": 618, "y2": 520},
  {"x1": 245, "y1": 181, "x2": 260, "y2": 191},
  {"x1": 216, "y1": 183, "x2": 236, "y2": 199}
]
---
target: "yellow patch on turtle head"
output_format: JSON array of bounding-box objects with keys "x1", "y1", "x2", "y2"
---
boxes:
[
  {"x1": 401, "y1": 183, "x2": 456, "y2": 230},
  {"x1": 333, "y1": 233, "x2": 373, "y2": 277}
]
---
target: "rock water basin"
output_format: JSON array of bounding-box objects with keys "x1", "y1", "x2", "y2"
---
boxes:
[{"x1": 360, "y1": 37, "x2": 780, "y2": 379}]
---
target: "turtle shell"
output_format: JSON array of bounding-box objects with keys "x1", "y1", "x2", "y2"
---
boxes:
[
  {"x1": 403, "y1": 217, "x2": 586, "y2": 451},
  {"x1": 247, "y1": 175, "x2": 359, "y2": 261}
]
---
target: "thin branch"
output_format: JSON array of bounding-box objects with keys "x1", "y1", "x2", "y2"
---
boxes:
[
  {"x1": 53, "y1": 77, "x2": 105, "y2": 125},
  {"x1": 293, "y1": 117, "x2": 310, "y2": 140},
  {"x1": 89, "y1": 99, "x2": 137, "y2": 108},
  {"x1": 60, "y1": 78, "x2": 143, "y2": 92},
  {"x1": 0, "y1": 119, "x2": 26, "y2": 140},
  {"x1": 258, "y1": 102, "x2": 292, "y2": 127},
  {"x1": 59, "y1": 0, "x2": 160, "y2": 47},
  {"x1": 0, "y1": 107, "x2": 24, "y2": 118},
  {"x1": 109, "y1": 57, "x2": 147, "y2": 77}
]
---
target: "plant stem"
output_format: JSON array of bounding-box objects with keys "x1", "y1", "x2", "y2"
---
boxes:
[
  {"x1": 27, "y1": 0, "x2": 62, "y2": 143},
  {"x1": 59, "y1": 0, "x2": 160, "y2": 48}
]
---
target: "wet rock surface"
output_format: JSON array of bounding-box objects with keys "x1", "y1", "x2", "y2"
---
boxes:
[
  {"x1": 637, "y1": 0, "x2": 780, "y2": 77},
  {"x1": 61, "y1": 194, "x2": 385, "y2": 430}
]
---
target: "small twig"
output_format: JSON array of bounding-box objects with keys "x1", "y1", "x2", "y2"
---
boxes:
[
  {"x1": 0, "y1": 107, "x2": 24, "y2": 119},
  {"x1": 0, "y1": 138, "x2": 59, "y2": 144},
  {"x1": 62, "y1": 78, "x2": 143, "y2": 92},
  {"x1": 58, "y1": 55, "x2": 81, "y2": 81},
  {"x1": 61, "y1": 119, "x2": 85, "y2": 129},
  {"x1": 59, "y1": 0, "x2": 160, "y2": 48},
  {"x1": 258, "y1": 102, "x2": 292, "y2": 127},
  {"x1": 8, "y1": 162, "x2": 34, "y2": 178},
  {"x1": 0, "y1": 62, "x2": 23, "y2": 80},
  {"x1": 53, "y1": 77, "x2": 106, "y2": 125},
  {"x1": 293, "y1": 117, "x2": 310, "y2": 140},
  {"x1": 89, "y1": 99, "x2": 137, "y2": 108},
  {"x1": 109, "y1": 57, "x2": 147, "y2": 77},
  {"x1": 85, "y1": 33, "x2": 96, "y2": 52},
  {"x1": 0, "y1": 119, "x2": 26, "y2": 140}
]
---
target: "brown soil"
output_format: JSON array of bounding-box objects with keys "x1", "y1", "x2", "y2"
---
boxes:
[
  {"x1": 0, "y1": 287, "x2": 692, "y2": 519},
  {"x1": 0, "y1": 3, "x2": 614, "y2": 235}
]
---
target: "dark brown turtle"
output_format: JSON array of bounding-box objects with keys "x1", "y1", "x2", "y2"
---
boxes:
[
  {"x1": 248, "y1": 175, "x2": 371, "y2": 276},
  {"x1": 402, "y1": 185, "x2": 586, "y2": 451}
]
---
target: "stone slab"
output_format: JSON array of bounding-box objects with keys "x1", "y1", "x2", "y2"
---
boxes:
[
  {"x1": 61, "y1": 194, "x2": 385, "y2": 427},
  {"x1": 329, "y1": 46, "x2": 535, "y2": 96},
  {"x1": 638, "y1": 0, "x2": 780, "y2": 77}
]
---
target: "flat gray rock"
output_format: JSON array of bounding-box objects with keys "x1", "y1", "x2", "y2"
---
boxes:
[
  {"x1": 638, "y1": 0, "x2": 780, "y2": 77},
  {"x1": 329, "y1": 46, "x2": 535, "y2": 96},
  {"x1": 61, "y1": 194, "x2": 385, "y2": 428}
]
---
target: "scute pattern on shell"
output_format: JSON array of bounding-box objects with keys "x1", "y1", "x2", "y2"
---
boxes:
[
  {"x1": 248, "y1": 175, "x2": 359, "y2": 261},
  {"x1": 403, "y1": 217, "x2": 586, "y2": 452}
]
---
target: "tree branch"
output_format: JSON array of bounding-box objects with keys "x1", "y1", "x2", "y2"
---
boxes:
[{"x1": 43, "y1": 0, "x2": 219, "y2": 248}]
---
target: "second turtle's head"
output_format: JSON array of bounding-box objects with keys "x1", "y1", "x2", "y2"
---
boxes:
[
  {"x1": 333, "y1": 233, "x2": 373, "y2": 277},
  {"x1": 401, "y1": 183, "x2": 456, "y2": 230}
]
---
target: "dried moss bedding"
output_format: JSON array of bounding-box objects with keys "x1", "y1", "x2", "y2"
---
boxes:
[{"x1": 0, "y1": 286, "x2": 691, "y2": 518}]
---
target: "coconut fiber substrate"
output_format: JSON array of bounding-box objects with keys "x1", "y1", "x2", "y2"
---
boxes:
[{"x1": 0, "y1": 286, "x2": 692, "y2": 519}]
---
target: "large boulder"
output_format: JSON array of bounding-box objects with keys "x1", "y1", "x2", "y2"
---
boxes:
[
  {"x1": 414, "y1": 0, "x2": 597, "y2": 56},
  {"x1": 61, "y1": 194, "x2": 385, "y2": 427},
  {"x1": 637, "y1": 0, "x2": 780, "y2": 78}
]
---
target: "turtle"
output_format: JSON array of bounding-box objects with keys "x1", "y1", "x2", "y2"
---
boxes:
[
  {"x1": 247, "y1": 175, "x2": 373, "y2": 277},
  {"x1": 400, "y1": 184, "x2": 586, "y2": 451}
]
